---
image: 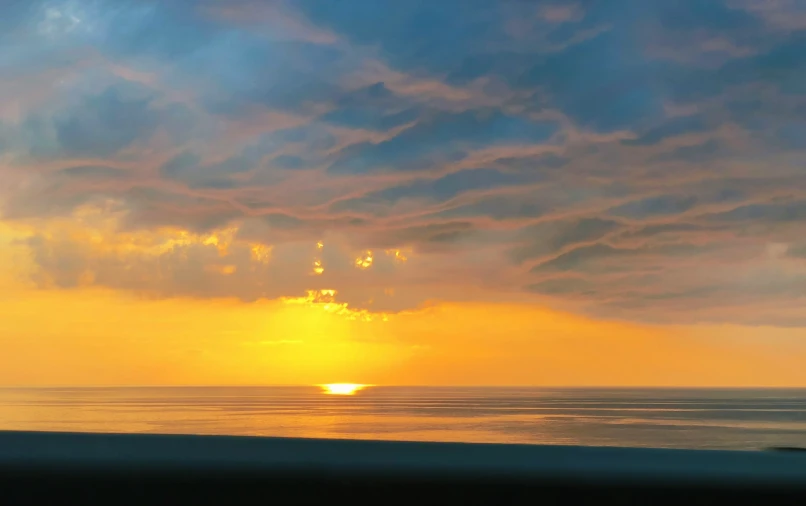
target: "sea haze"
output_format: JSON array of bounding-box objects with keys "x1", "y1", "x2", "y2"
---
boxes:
[{"x1": 1, "y1": 387, "x2": 804, "y2": 451}]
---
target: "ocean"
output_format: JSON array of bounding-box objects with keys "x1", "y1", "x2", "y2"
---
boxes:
[{"x1": 1, "y1": 387, "x2": 804, "y2": 451}]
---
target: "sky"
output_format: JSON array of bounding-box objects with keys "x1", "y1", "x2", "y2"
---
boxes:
[{"x1": 1, "y1": 0, "x2": 806, "y2": 386}]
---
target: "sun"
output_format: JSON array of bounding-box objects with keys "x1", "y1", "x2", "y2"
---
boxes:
[{"x1": 320, "y1": 383, "x2": 369, "y2": 395}]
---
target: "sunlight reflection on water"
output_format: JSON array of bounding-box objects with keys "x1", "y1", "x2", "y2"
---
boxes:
[{"x1": 1, "y1": 387, "x2": 804, "y2": 450}]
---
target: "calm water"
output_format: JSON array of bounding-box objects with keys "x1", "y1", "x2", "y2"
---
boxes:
[{"x1": 1, "y1": 387, "x2": 805, "y2": 450}]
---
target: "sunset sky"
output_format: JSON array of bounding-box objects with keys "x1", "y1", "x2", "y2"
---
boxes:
[{"x1": 1, "y1": 0, "x2": 806, "y2": 387}]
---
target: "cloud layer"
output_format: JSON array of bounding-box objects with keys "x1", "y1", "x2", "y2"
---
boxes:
[{"x1": 2, "y1": 0, "x2": 806, "y2": 325}]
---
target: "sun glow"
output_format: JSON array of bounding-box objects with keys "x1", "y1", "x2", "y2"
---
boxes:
[
  {"x1": 320, "y1": 383, "x2": 368, "y2": 395},
  {"x1": 355, "y1": 250, "x2": 373, "y2": 269}
]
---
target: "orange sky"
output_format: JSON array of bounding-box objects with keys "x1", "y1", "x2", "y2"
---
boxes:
[
  {"x1": 2, "y1": 219, "x2": 804, "y2": 387},
  {"x1": 3, "y1": 0, "x2": 806, "y2": 388}
]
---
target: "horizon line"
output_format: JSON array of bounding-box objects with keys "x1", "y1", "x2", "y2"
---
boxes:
[{"x1": 3, "y1": 384, "x2": 806, "y2": 390}]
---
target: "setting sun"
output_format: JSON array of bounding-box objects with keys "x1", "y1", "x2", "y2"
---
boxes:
[{"x1": 320, "y1": 383, "x2": 368, "y2": 395}]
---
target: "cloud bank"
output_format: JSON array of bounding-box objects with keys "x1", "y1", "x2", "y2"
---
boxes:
[{"x1": 2, "y1": 0, "x2": 806, "y2": 325}]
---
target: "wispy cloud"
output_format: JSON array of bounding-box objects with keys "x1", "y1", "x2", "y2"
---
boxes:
[{"x1": 1, "y1": 0, "x2": 806, "y2": 326}]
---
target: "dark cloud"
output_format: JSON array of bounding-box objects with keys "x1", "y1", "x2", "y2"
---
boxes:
[
  {"x1": 362, "y1": 221, "x2": 478, "y2": 252},
  {"x1": 510, "y1": 218, "x2": 623, "y2": 264},
  {"x1": 607, "y1": 195, "x2": 700, "y2": 220},
  {"x1": 161, "y1": 152, "x2": 256, "y2": 189},
  {"x1": 117, "y1": 188, "x2": 242, "y2": 233},
  {"x1": 56, "y1": 87, "x2": 159, "y2": 158},
  {"x1": 788, "y1": 243, "x2": 806, "y2": 259},
  {"x1": 530, "y1": 243, "x2": 626, "y2": 274},
  {"x1": 23, "y1": 230, "x2": 279, "y2": 301},
  {"x1": 527, "y1": 276, "x2": 597, "y2": 297},
  {"x1": 704, "y1": 200, "x2": 806, "y2": 224},
  {"x1": 530, "y1": 241, "x2": 712, "y2": 274},
  {"x1": 619, "y1": 222, "x2": 711, "y2": 240},
  {"x1": 4, "y1": 82, "x2": 195, "y2": 161}
]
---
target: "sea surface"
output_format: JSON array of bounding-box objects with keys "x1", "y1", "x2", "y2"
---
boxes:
[{"x1": 1, "y1": 387, "x2": 805, "y2": 450}]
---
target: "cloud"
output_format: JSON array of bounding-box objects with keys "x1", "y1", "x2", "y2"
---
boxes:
[
  {"x1": 327, "y1": 110, "x2": 560, "y2": 174},
  {"x1": 607, "y1": 195, "x2": 700, "y2": 219},
  {"x1": 620, "y1": 114, "x2": 709, "y2": 146},
  {"x1": 1, "y1": 0, "x2": 806, "y2": 326},
  {"x1": 318, "y1": 82, "x2": 420, "y2": 132},
  {"x1": 53, "y1": 85, "x2": 166, "y2": 157},
  {"x1": 704, "y1": 200, "x2": 806, "y2": 224},
  {"x1": 510, "y1": 218, "x2": 623, "y2": 264}
]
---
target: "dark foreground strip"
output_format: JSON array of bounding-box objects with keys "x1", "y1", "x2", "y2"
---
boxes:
[{"x1": 2, "y1": 431, "x2": 806, "y2": 505}]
